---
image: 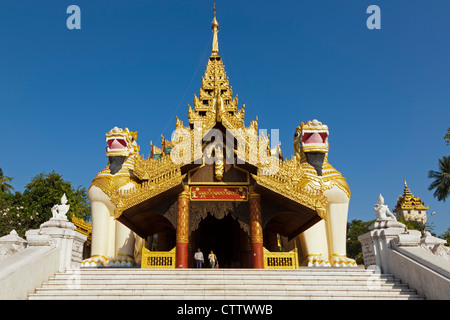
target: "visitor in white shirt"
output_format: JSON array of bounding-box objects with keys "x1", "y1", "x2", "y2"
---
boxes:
[{"x1": 194, "y1": 248, "x2": 204, "y2": 268}]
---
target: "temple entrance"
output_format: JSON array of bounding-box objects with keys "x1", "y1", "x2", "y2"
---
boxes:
[{"x1": 190, "y1": 214, "x2": 251, "y2": 268}]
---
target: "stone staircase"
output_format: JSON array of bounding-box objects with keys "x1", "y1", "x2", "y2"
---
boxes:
[{"x1": 28, "y1": 267, "x2": 424, "y2": 300}]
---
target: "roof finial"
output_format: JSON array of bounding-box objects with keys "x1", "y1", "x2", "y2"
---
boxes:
[
  {"x1": 211, "y1": 3, "x2": 219, "y2": 55},
  {"x1": 404, "y1": 179, "x2": 408, "y2": 188}
]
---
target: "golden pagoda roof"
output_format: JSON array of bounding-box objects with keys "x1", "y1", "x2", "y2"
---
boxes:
[
  {"x1": 185, "y1": 5, "x2": 250, "y2": 135},
  {"x1": 110, "y1": 5, "x2": 328, "y2": 233},
  {"x1": 394, "y1": 180, "x2": 429, "y2": 212}
]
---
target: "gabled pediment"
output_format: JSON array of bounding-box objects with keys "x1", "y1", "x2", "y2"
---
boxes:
[{"x1": 188, "y1": 163, "x2": 250, "y2": 185}]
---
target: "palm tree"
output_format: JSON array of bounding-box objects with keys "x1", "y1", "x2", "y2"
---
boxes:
[
  {"x1": 0, "y1": 168, "x2": 15, "y2": 194},
  {"x1": 444, "y1": 127, "x2": 450, "y2": 146},
  {"x1": 428, "y1": 156, "x2": 450, "y2": 202}
]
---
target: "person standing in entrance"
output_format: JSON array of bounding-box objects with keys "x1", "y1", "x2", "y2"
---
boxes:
[
  {"x1": 194, "y1": 248, "x2": 204, "y2": 268},
  {"x1": 208, "y1": 250, "x2": 218, "y2": 268}
]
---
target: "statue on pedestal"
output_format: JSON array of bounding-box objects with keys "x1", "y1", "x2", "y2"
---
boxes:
[
  {"x1": 369, "y1": 194, "x2": 405, "y2": 230},
  {"x1": 374, "y1": 194, "x2": 396, "y2": 221},
  {"x1": 51, "y1": 193, "x2": 70, "y2": 220}
]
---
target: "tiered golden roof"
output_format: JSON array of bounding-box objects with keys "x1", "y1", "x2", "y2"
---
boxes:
[
  {"x1": 394, "y1": 180, "x2": 429, "y2": 212},
  {"x1": 154, "y1": 5, "x2": 260, "y2": 164},
  {"x1": 111, "y1": 6, "x2": 329, "y2": 222},
  {"x1": 186, "y1": 7, "x2": 248, "y2": 134}
]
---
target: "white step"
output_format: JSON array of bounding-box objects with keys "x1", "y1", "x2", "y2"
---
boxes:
[{"x1": 28, "y1": 267, "x2": 424, "y2": 300}]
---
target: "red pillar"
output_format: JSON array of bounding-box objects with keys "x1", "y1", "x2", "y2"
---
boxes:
[
  {"x1": 176, "y1": 187, "x2": 189, "y2": 268},
  {"x1": 249, "y1": 192, "x2": 264, "y2": 269}
]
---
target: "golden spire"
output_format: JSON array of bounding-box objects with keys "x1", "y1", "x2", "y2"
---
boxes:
[
  {"x1": 187, "y1": 3, "x2": 246, "y2": 133},
  {"x1": 403, "y1": 179, "x2": 413, "y2": 197},
  {"x1": 211, "y1": 3, "x2": 219, "y2": 56}
]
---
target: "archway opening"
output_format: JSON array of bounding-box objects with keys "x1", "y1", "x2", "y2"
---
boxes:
[{"x1": 190, "y1": 213, "x2": 251, "y2": 268}]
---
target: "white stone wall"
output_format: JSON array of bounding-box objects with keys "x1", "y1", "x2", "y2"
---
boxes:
[
  {"x1": 358, "y1": 219, "x2": 450, "y2": 299},
  {"x1": 0, "y1": 246, "x2": 60, "y2": 299},
  {"x1": 397, "y1": 209, "x2": 427, "y2": 224},
  {"x1": 0, "y1": 216, "x2": 87, "y2": 299}
]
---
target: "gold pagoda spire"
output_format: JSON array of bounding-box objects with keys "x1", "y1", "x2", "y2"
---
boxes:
[
  {"x1": 211, "y1": 3, "x2": 219, "y2": 55},
  {"x1": 394, "y1": 180, "x2": 429, "y2": 213},
  {"x1": 393, "y1": 179, "x2": 429, "y2": 224},
  {"x1": 187, "y1": 3, "x2": 246, "y2": 132},
  {"x1": 402, "y1": 179, "x2": 414, "y2": 199}
]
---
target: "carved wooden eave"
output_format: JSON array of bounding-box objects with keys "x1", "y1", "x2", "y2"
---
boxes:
[
  {"x1": 252, "y1": 156, "x2": 328, "y2": 240},
  {"x1": 253, "y1": 156, "x2": 328, "y2": 216},
  {"x1": 111, "y1": 168, "x2": 184, "y2": 220},
  {"x1": 110, "y1": 155, "x2": 184, "y2": 238}
]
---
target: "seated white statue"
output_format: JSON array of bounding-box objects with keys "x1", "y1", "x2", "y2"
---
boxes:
[
  {"x1": 51, "y1": 193, "x2": 70, "y2": 220},
  {"x1": 374, "y1": 194, "x2": 396, "y2": 221}
]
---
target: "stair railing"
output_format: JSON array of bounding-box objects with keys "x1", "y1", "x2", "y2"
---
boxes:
[
  {"x1": 263, "y1": 247, "x2": 299, "y2": 269},
  {"x1": 141, "y1": 244, "x2": 176, "y2": 269}
]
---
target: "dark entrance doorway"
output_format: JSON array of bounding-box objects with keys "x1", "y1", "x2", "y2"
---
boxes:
[{"x1": 190, "y1": 214, "x2": 250, "y2": 268}]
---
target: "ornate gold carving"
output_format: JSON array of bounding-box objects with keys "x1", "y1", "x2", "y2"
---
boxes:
[
  {"x1": 297, "y1": 162, "x2": 351, "y2": 199},
  {"x1": 214, "y1": 148, "x2": 224, "y2": 180},
  {"x1": 263, "y1": 247, "x2": 299, "y2": 269},
  {"x1": 187, "y1": 164, "x2": 250, "y2": 185},
  {"x1": 111, "y1": 167, "x2": 185, "y2": 219},
  {"x1": 186, "y1": 8, "x2": 252, "y2": 137},
  {"x1": 106, "y1": 10, "x2": 333, "y2": 233},
  {"x1": 190, "y1": 186, "x2": 248, "y2": 201},
  {"x1": 189, "y1": 201, "x2": 250, "y2": 236},
  {"x1": 138, "y1": 8, "x2": 272, "y2": 172},
  {"x1": 176, "y1": 189, "x2": 190, "y2": 244},
  {"x1": 141, "y1": 245, "x2": 176, "y2": 269},
  {"x1": 251, "y1": 156, "x2": 329, "y2": 219},
  {"x1": 132, "y1": 154, "x2": 180, "y2": 181},
  {"x1": 250, "y1": 193, "x2": 263, "y2": 244},
  {"x1": 91, "y1": 175, "x2": 139, "y2": 197}
]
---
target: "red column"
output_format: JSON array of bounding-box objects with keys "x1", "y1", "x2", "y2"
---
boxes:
[
  {"x1": 249, "y1": 192, "x2": 264, "y2": 269},
  {"x1": 176, "y1": 187, "x2": 189, "y2": 268}
]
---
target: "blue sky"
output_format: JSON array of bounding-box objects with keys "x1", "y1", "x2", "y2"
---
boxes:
[{"x1": 1, "y1": 1, "x2": 449, "y2": 235}]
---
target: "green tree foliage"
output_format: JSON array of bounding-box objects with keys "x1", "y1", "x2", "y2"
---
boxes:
[
  {"x1": 0, "y1": 192, "x2": 29, "y2": 237},
  {"x1": 21, "y1": 171, "x2": 90, "y2": 223},
  {"x1": 395, "y1": 216, "x2": 433, "y2": 234},
  {"x1": 0, "y1": 168, "x2": 14, "y2": 194},
  {"x1": 346, "y1": 219, "x2": 374, "y2": 265},
  {"x1": 0, "y1": 171, "x2": 90, "y2": 237},
  {"x1": 439, "y1": 228, "x2": 450, "y2": 247},
  {"x1": 428, "y1": 155, "x2": 450, "y2": 202},
  {"x1": 444, "y1": 127, "x2": 450, "y2": 146}
]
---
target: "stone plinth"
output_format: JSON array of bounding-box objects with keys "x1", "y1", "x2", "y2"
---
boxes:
[
  {"x1": 25, "y1": 217, "x2": 87, "y2": 271},
  {"x1": 358, "y1": 219, "x2": 406, "y2": 273}
]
